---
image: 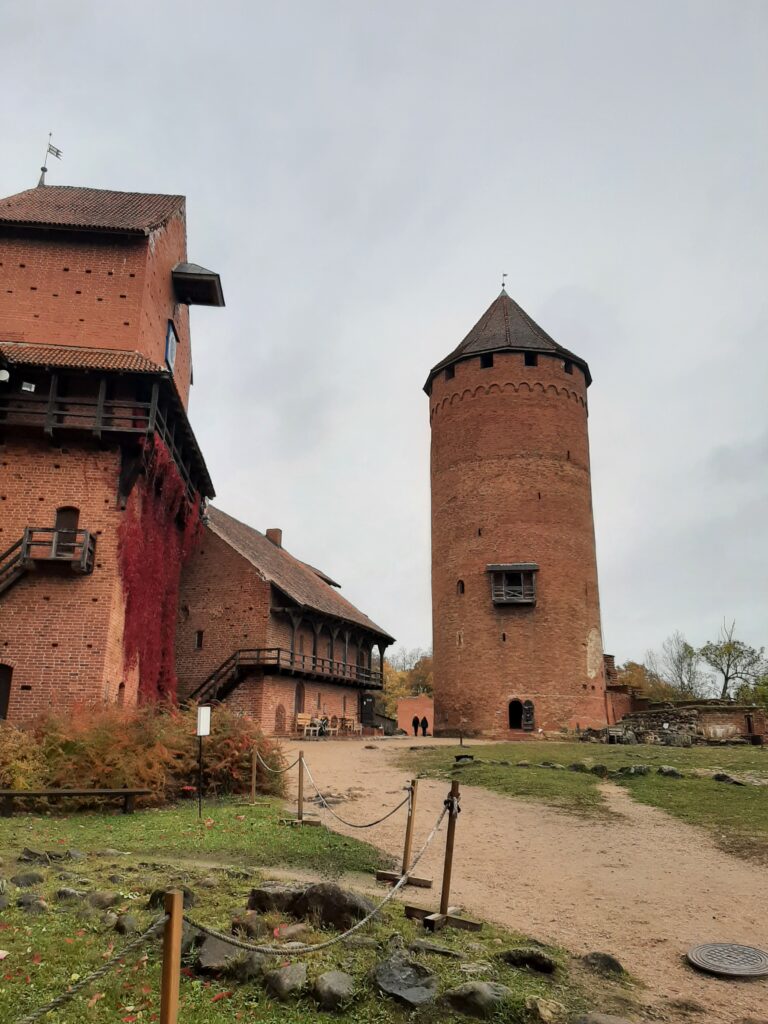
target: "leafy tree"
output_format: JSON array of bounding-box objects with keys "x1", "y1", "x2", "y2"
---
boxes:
[
  {"x1": 616, "y1": 660, "x2": 677, "y2": 701},
  {"x1": 700, "y1": 621, "x2": 767, "y2": 700},
  {"x1": 382, "y1": 647, "x2": 433, "y2": 717}
]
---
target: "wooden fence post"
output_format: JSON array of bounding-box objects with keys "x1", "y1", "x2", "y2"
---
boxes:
[
  {"x1": 297, "y1": 749, "x2": 304, "y2": 824},
  {"x1": 160, "y1": 889, "x2": 183, "y2": 1024},
  {"x1": 401, "y1": 778, "x2": 417, "y2": 875},
  {"x1": 250, "y1": 744, "x2": 257, "y2": 804},
  {"x1": 439, "y1": 780, "x2": 460, "y2": 916}
]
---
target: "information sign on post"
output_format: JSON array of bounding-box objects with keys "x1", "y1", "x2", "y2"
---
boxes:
[{"x1": 196, "y1": 706, "x2": 211, "y2": 819}]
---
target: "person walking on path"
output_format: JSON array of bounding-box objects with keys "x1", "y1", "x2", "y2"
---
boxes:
[
  {"x1": 412, "y1": 715, "x2": 420, "y2": 736},
  {"x1": 420, "y1": 716, "x2": 429, "y2": 737}
]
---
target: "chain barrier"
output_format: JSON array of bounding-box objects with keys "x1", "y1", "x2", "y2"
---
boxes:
[
  {"x1": 303, "y1": 761, "x2": 412, "y2": 829},
  {"x1": 255, "y1": 749, "x2": 301, "y2": 775},
  {"x1": 15, "y1": 914, "x2": 168, "y2": 1024},
  {"x1": 182, "y1": 796, "x2": 449, "y2": 956}
]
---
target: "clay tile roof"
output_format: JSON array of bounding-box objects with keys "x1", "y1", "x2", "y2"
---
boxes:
[
  {"x1": 205, "y1": 506, "x2": 394, "y2": 640},
  {"x1": 424, "y1": 289, "x2": 591, "y2": 391},
  {"x1": 0, "y1": 186, "x2": 184, "y2": 235},
  {"x1": 0, "y1": 341, "x2": 163, "y2": 373}
]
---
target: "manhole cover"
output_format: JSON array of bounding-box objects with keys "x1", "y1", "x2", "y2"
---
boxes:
[{"x1": 687, "y1": 943, "x2": 768, "y2": 977}]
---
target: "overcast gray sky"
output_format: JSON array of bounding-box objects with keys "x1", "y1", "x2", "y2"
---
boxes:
[{"x1": 2, "y1": 1, "x2": 766, "y2": 662}]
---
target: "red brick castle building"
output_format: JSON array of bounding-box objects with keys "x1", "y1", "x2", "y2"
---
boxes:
[{"x1": 425, "y1": 289, "x2": 608, "y2": 736}]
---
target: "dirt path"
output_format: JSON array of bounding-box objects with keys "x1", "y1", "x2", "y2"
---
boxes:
[{"x1": 282, "y1": 737, "x2": 767, "y2": 1024}]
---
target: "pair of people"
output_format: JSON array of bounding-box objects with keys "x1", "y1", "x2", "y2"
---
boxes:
[{"x1": 411, "y1": 715, "x2": 429, "y2": 737}]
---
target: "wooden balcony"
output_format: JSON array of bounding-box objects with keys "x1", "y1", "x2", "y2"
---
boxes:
[
  {"x1": 189, "y1": 647, "x2": 383, "y2": 705},
  {"x1": 21, "y1": 527, "x2": 96, "y2": 574}
]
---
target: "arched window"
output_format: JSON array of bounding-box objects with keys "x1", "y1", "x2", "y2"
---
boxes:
[
  {"x1": 55, "y1": 506, "x2": 79, "y2": 557},
  {"x1": 508, "y1": 699, "x2": 523, "y2": 730},
  {"x1": 457, "y1": 579, "x2": 465, "y2": 595},
  {"x1": 294, "y1": 682, "x2": 305, "y2": 716}
]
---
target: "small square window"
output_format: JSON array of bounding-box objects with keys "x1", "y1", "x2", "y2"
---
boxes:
[
  {"x1": 563, "y1": 360, "x2": 573, "y2": 375},
  {"x1": 445, "y1": 365, "x2": 455, "y2": 381},
  {"x1": 524, "y1": 352, "x2": 538, "y2": 367},
  {"x1": 480, "y1": 353, "x2": 494, "y2": 369}
]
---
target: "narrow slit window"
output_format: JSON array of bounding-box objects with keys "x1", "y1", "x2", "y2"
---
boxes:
[
  {"x1": 195, "y1": 630, "x2": 204, "y2": 650},
  {"x1": 456, "y1": 579, "x2": 465, "y2": 595}
]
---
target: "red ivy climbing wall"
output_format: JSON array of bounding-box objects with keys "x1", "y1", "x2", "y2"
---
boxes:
[{"x1": 118, "y1": 438, "x2": 201, "y2": 702}]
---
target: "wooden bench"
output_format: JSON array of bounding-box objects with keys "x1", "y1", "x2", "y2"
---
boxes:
[
  {"x1": 0, "y1": 788, "x2": 153, "y2": 818},
  {"x1": 295, "y1": 713, "x2": 319, "y2": 739}
]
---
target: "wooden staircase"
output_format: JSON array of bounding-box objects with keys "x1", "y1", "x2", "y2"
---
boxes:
[
  {"x1": 0, "y1": 537, "x2": 26, "y2": 596},
  {"x1": 0, "y1": 528, "x2": 96, "y2": 599}
]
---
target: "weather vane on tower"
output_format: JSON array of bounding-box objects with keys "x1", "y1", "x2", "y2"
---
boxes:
[
  {"x1": 501, "y1": 272, "x2": 508, "y2": 292},
  {"x1": 37, "y1": 132, "x2": 63, "y2": 187}
]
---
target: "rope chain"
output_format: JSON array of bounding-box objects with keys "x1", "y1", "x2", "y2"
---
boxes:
[
  {"x1": 255, "y1": 749, "x2": 301, "y2": 775},
  {"x1": 303, "y1": 761, "x2": 412, "y2": 828},
  {"x1": 182, "y1": 797, "x2": 449, "y2": 956},
  {"x1": 15, "y1": 914, "x2": 168, "y2": 1024}
]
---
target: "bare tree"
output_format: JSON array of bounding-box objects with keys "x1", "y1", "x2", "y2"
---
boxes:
[
  {"x1": 699, "y1": 620, "x2": 767, "y2": 700},
  {"x1": 646, "y1": 631, "x2": 711, "y2": 698}
]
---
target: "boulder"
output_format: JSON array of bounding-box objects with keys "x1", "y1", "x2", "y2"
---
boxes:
[
  {"x1": 525, "y1": 996, "x2": 566, "y2": 1022},
  {"x1": 589, "y1": 765, "x2": 608, "y2": 778},
  {"x1": 443, "y1": 982, "x2": 512, "y2": 1019},
  {"x1": 148, "y1": 885, "x2": 196, "y2": 909},
  {"x1": 658, "y1": 766, "x2": 683, "y2": 778},
  {"x1": 264, "y1": 963, "x2": 307, "y2": 1000},
  {"x1": 618, "y1": 765, "x2": 650, "y2": 777},
  {"x1": 581, "y1": 952, "x2": 625, "y2": 976},
  {"x1": 517, "y1": 761, "x2": 531, "y2": 767},
  {"x1": 18, "y1": 848, "x2": 50, "y2": 865},
  {"x1": 88, "y1": 891, "x2": 121, "y2": 909},
  {"x1": 292, "y1": 882, "x2": 375, "y2": 930},
  {"x1": 102, "y1": 912, "x2": 119, "y2": 929},
  {"x1": 11, "y1": 871, "x2": 45, "y2": 888},
  {"x1": 280, "y1": 922, "x2": 309, "y2": 941},
  {"x1": 66, "y1": 849, "x2": 87, "y2": 861},
  {"x1": 568, "y1": 762, "x2": 589, "y2": 773},
  {"x1": 713, "y1": 772, "x2": 745, "y2": 786},
  {"x1": 17, "y1": 894, "x2": 47, "y2": 914},
  {"x1": 231, "y1": 910, "x2": 267, "y2": 939},
  {"x1": 108, "y1": 874, "x2": 125, "y2": 885},
  {"x1": 373, "y1": 950, "x2": 438, "y2": 1007},
  {"x1": 198, "y1": 935, "x2": 239, "y2": 973},
  {"x1": 56, "y1": 888, "x2": 87, "y2": 903},
  {"x1": 313, "y1": 970, "x2": 356, "y2": 1010},
  {"x1": 0, "y1": 895, "x2": 10, "y2": 911},
  {"x1": 247, "y1": 882, "x2": 305, "y2": 914},
  {"x1": 498, "y1": 947, "x2": 557, "y2": 973},
  {"x1": 180, "y1": 921, "x2": 204, "y2": 955},
  {"x1": 115, "y1": 914, "x2": 138, "y2": 935}
]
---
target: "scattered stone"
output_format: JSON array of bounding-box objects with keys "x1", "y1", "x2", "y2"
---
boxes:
[
  {"x1": 198, "y1": 935, "x2": 239, "y2": 973},
  {"x1": 410, "y1": 939, "x2": 465, "y2": 959},
  {"x1": 17, "y1": 894, "x2": 47, "y2": 914},
  {"x1": 102, "y1": 911, "x2": 119, "y2": 929},
  {"x1": 574, "y1": 1015, "x2": 633, "y2": 1024},
  {"x1": 232, "y1": 910, "x2": 267, "y2": 938},
  {"x1": 180, "y1": 921, "x2": 204, "y2": 955},
  {"x1": 281, "y1": 922, "x2": 309, "y2": 940},
  {"x1": 454, "y1": 754, "x2": 474, "y2": 763},
  {"x1": 568, "y1": 762, "x2": 590, "y2": 772},
  {"x1": 0, "y1": 879, "x2": 7, "y2": 895},
  {"x1": 247, "y1": 882, "x2": 305, "y2": 914},
  {"x1": 264, "y1": 962, "x2": 307, "y2": 1001},
  {"x1": 589, "y1": 765, "x2": 608, "y2": 778},
  {"x1": 18, "y1": 848, "x2": 50, "y2": 865},
  {"x1": 66, "y1": 849, "x2": 87, "y2": 861},
  {"x1": 459, "y1": 962, "x2": 491, "y2": 975},
  {"x1": 497, "y1": 759, "x2": 511, "y2": 766},
  {"x1": 292, "y1": 882, "x2": 375, "y2": 930},
  {"x1": 11, "y1": 871, "x2": 45, "y2": 888},
  {"x1": 56, "y1": 888, "x2": 86, "y2": 903},
  {"x1": 342, "y1": 936, "x2": 380, "y2": 949},
  {"x1": 88, "y1": 891, "x2": 121, "y2": 909},
  {"x1": 581, "y1": 952, "x2": 625, "y2": 976},
  {"x1": 313, "y1": 970, "x2": 355, "y2": 1010},
  {"x1": 99, "y1": 848, "x2": 126, "y2": 857},
  {"x1": 517, "y1": 761, "x2": 531, "y2": 767},
  {"x1": 373, "y1": 950, "x2": 438, "y2": 1007},
  {"x1": 0, "y1": 895, "x2": 10, "y2": 911},
  {"x1": 148, "y1": 885, "x2": 196, "y2": 909},
  {"x1": 498, "y1": 947, "x2": 556, "y2": 973},
  {"x1": 525, "y1": 996, "x2": 567, "y2": 1022},
  {"x1": 230, "y1": 951, "x2": 268, "y2": 983},
  {"x1": 658, "y1": 765, "x2": 683, "y2": 778},
  {"x1": 108, "y1": 874, "x2": 124, "y2": 885},
  {"x1": 387, "y1": 932, "x2": 404, "y2": 950},
  {"x1": 618, "y1": 764, "x2": 650, "y2": 776},
  {"x1": 198, "y1": 875, "x2": 218, "y2": 889},
  {"x1": 364, "y1": 744, "x2": 378, "y2": 750},
  {"x1": 713, "y1": 772, "x2": 745, "y2": 786},
  {"x1": 443, "y1": 981, "x2": 512, "y2": 1019},
  {"x1": 115, "y1": 914, "x2": 138, "y2": 934}
]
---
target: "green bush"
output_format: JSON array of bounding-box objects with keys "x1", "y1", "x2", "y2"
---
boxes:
[{"x1": 0, "y1": 704, "x2": 285, "y2": 806}]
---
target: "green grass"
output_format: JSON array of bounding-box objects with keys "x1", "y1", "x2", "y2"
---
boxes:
[
  {"x1": 0, "y1": 798, "x2": 386, "y2": 877},
  {"x1": 400, "y1": 741, "x2": 768, "y2": 861},
  {"x1": 0, "y1": 843, "x2": 612, "y2": 1023}
]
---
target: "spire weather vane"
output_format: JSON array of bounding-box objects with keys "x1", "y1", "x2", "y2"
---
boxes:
[
  {"x1": 501, "y1": 272, "x2": 508, "y2": 291},
  {"x1": 37, "y1": 132, "x2": 63, "y2": 187}
]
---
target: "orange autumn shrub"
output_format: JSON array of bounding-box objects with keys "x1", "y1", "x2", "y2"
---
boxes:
[{"x1": 0, "y1": 704, "x2": 285, "y2": 806}]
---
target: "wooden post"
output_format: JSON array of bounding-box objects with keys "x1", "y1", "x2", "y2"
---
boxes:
[
  {"x1": 297, "y1": 749, "x2": 304, "y2": 824},
  {"x1": 439, "y1": 780, "x2": 460, "y2": 916},
  {"x1": 401, "y1": 779, "x2": 417, "y2": 875},
  {"x1": 250, "y1": 744, "x2": 257, "y2": 805},
  {"x1": 160, "y1": 890, "x2": 183, "y2": 1024}
]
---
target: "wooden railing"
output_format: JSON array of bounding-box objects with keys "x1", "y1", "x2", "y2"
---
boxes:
[
  {"x1": 21, "y1": 527, "x2": 96, "y2": 574},
  {"x1": 189, "y1": 647, "x2": 384, "y2": 704}
]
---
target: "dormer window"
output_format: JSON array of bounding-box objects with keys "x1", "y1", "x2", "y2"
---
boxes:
[{"x1": 486, "y1": 563, "x2": 538, "y2": 604}]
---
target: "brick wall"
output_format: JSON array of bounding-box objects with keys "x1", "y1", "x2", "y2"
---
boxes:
[
  {"x1": 428, "y1": 349, "x2": 607, "y2": 735},
  {"x1": 176, "y1": 530, "x2": 271, "y2": 698},
  {"x1": 0, "y1": 215, "x2": 192, "y2": 407},
  {"x1": 397, "y1": 695, "x2": 434, "y2": 734},
  {"x1": 0, "y1": 434, "x2": 130, "y2": 719},
  {"x1": 224, "y1": 673, "x2": 362, "y2": 735}
]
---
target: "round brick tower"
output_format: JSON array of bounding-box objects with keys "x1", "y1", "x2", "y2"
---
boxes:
[{"x1": 425, "y1": 289, "x2": 607, "y2": 736}]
